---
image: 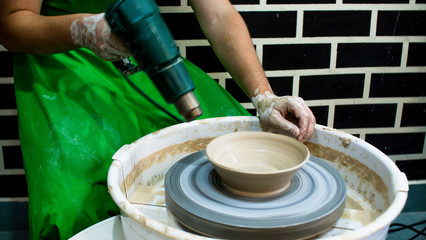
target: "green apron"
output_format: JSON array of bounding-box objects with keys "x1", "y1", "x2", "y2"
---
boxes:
[{"x1": 14, "y1": 1, "x2": 249, "y2": 239}]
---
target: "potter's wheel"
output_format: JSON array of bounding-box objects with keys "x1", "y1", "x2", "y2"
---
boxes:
[{"x1": 165, "y1": 150, "x2": 346, "y2": 240}]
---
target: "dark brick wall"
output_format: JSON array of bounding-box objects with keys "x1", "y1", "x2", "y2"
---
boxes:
[{"x1": 0, "y1": 1, "x2": 425, "y2": 203}]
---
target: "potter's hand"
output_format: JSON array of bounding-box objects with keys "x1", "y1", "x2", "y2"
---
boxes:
[
  {"x1": 252, "y1": 92, "x2": 316, "y2": 142},
  {"x1": 70, "y1": 13, "x2": 129, "y2": 61}
]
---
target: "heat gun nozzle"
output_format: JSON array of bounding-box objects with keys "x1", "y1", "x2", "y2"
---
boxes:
[{"x1": 174, "y1": 91, "x2": 203, "y2": 122}]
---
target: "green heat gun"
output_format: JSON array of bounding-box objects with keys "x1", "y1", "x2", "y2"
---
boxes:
[{"x1": 105, "y1": 0, "x2": 202, "y2": 122}]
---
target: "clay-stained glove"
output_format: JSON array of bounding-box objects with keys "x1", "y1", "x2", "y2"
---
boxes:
[
  {"x1": 70, "y1": 13, "x2": 129, "y2": 61},
  {"x1": 252, "y1": 92, "x2": 316, "y2": 142}
]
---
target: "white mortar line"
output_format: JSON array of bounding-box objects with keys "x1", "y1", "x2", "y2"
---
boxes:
[
  {"x1": 408, "y1": 179, "x2": 426, "y2": 185},
  {"x1": 253, "y1": 36, "x2": 426, "y2": 44},
  {"x1": 359, "y1": 132, "x2": 366, "y2": 140},
  {"x1": 179, "y1": 36, "x2": 426, "y2": 48},
  {"x1": 176, "y1": 42, "x2": 187, "y2": 58},
  {"x1": 240, "y1": 102, "x2": 255, "y2": 109},
  {"x1": 330, "y1": 42, "x2": 338, "y2": 70},
  {"x1": 401, "y1": 41, "x2": 410, "y2": 68},
  {"x1": 307, "y1": 97, "x2": 426, "y2": 107},
  {"x1": 0, "y1": 197, "x2": 28, "y2": 202},
  {"x1": 0, "y1": 77, "x2": 14, "y2": 84},
  {"x1": 264, "y1": 66, "x2": 426, "y2": 77},
  {"x1": 0, "y1": 140, "x2": 20, "y2": 145},
  {"x1": 394, "y1": 102, "x2": 404, "y2": 128},
  {"x1": 0, "y1": 169, "x2": 25, "y2": 175},
  {"x1": 338, "y1": 126, "x2": 426, "y2": 134},
  {"x1": 0, "y1": 110, "x2": 18, "y2": 115},
  {"x1": 160, "y1": 4, "x2": 426, "y2": 12},
  {"x1": 296, "y1": 10, "x2": 304, "y2": 39},
  {"x1": 207, "y1": 72, "x2": 231, "y2": 80},
  {"x1": 256, "y1": 43, "x2": 263, "y2": 65},
  {"x1": 327, "y1": 103, "x2": 335, "y2": 128},
  {"x1": 389, "y1": 153, "x2": 426, "y2": 161},
  {"x1": 370, "y1": 10, "x2": 378, "y2": 37},
  {"x1": 424, "y1": 133, "x2": 426, "y2": 155},
  {"x1": 233, "y1": 4, "x2": 426, "y2": 11},
  {"x1": 292, "y1": 74, "x2": 300, "y2": 96},
  {"x1": 363, "y1": 72, "x2": 372, "y2": 99}
]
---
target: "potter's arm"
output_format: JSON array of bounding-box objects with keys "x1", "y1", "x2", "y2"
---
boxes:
[
  {"x1": 189, "y1": 0, "x2": 270, "y2": 98},
  {"x1": 189, "y1": 0, "x2": 316, "y2": 141},
  {"x1": 0, "y1": 0, "x2": 127, "y2": 60}
]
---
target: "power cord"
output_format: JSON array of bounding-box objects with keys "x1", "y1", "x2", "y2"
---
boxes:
[
  {"x1": 122, "y1": 74, "x2": 184, "y2": 124},
  {"x1": 388, "y1": 219, "x2": 426, "y2": 240},
  {"x1": 112, "y1": 59, "x2": 184, "y2": 123}
]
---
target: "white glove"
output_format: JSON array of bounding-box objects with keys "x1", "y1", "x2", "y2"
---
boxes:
[
  {"x1": 252, "y1": 92, "x2": 316, "y2": 142},
  {"x1": 70, "y1": 13, "x2": 129, "y2": 61}
]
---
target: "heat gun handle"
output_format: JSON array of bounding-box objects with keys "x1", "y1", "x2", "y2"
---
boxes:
[
  {"x1": 105, "y1": 0, "x2": 202, "y2": 121},
  {"x1": 105, "y1": 0, "x2": 195, "y2": 103}
]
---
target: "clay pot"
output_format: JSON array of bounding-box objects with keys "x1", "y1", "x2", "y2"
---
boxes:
[{"x1": 206, "y1": 131, "x2": 310, "y2": 198}]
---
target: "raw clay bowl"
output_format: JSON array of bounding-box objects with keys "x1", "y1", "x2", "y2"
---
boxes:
[{"x1": 206, "y1": 131, "x2": 310, "y2": 198}]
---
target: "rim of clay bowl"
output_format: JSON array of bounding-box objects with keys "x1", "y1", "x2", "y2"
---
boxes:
[{"x1": 206, "y1": 131, "x2": 310, "y2": 175}]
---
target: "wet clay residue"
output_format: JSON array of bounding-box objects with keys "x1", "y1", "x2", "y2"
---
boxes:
[
  {"x1": 339, "y1": 137, "x2": 351, "y2": 148},
  {"x1": 304, "y1": 142, "x2": 389, "y2": 212},
  {"x1": 123, "y1": 137, "x2": 215, "y2": 191}
]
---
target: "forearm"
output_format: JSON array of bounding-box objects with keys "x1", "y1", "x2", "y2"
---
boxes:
[
  {"x1": 1, "y1": 11, "x2": 89, "y2": 55},
  {"x1": 191, "y1": 0, "x2": 272, "y2": 98}
]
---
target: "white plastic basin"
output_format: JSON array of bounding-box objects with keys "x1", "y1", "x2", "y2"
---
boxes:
[{"x1": 108, "y1": 116, "x2": 408, "y2": 240}]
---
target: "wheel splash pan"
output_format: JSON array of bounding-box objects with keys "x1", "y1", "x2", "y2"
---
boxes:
[{"x1": 107, "y1": 116, "x2": 408, "y2": 240}]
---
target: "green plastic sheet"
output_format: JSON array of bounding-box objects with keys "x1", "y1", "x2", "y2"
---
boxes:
[{"x1": 13, "y1": 47, "x2": 249, "y2": 239}]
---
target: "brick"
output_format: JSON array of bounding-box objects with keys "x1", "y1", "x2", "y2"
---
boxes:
[
  {"x1": 396, "y1": 159, "x2": 426, "y2": 181},
  {"x1": 186, "y1": 46, "x2": 225, "y2": 73},
  {"x1": 230, "y1": 0, "x2": 260, "y2": 4},
  {"x1": 226, "y1": 79, "x2": 251, "y2": 102},
  {"x1": 0, "y1": 115, "x2": 19, "y2": 140},
  {"x1": 247, "y1": 109, "x2": 257, "y2": 116},
  {"x1": 263, "y1": 44, "x2": 331, "y2": 70},
  {"x1": 156, "y1": 0, "x2": 180, "y2": 6},
  {"x1": 269, "y1": 77, "x2": 293, "y2": 96},
  {"x1": 407, "y1": 43, "x2": 426, "y2": 66},
  {"x1": 370, "y1": 73, "x2": 426, "y2": 97},
  {"x1": 334, "y1": 104, "x2": 397, "y2": 128},
  {"x1": 365, "y1": 132, "x2": 425, "y2": 155},
  {"x1": 336, "y1": 43, "x2": 402, "y2": 68},
  {"x1": 161, "y1": 13, "x2": 205, "y2": 40},
  {"x1": 240, "y1": 12, "x2": 296, "y2": 38},
  {"x1": 0, "y1": 52, "x2": 13, "y2": 78},
  {"x1": 3, "y1": 145, "x2": 24, "y2": 169},
  {"x1": 0, "y1": 175, "x2": 28, "y2": 198},
  {"x1": 303, "y1": 11, "x2": 371, "y2": 37},
  {"x1": 226, "y1": 76, "x2": 293, "y2": 102},
  {"x1": 267, "y1": 0, "x2": 336, "y2": 3},
  {"x1": 344, "y1": 0, "x2": 408, "y2": 3},
  {"x1": 0, "y1": 84, "x2": 17, "y2": 109},
  {"x1": 377, "y1": 11, "x2": 426, "y2": 36},
  {"x1": 310, "y1": 106, "x2": 329, "y2": 126},
  {"x1": 299, "y1": 74, "x2": 364, "y2": 100},
  {"x1": 401, "y1": 103, "x2": 426, "y2": 127}
]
